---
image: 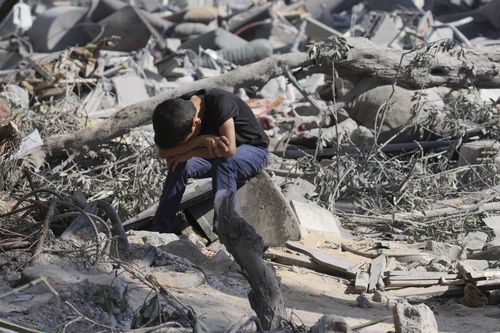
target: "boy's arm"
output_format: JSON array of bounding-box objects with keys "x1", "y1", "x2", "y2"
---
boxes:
[
  {"x1": 159, "y1": 134, "x2": 229, "y2": 158},
  {"x1": 167, "y1": 119, "x2": 237, "y2": 171}
]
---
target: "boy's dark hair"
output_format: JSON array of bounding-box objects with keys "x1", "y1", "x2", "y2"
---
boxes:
[{"x1": 153, "y1": 98, "x2": 196, "y2": 148}]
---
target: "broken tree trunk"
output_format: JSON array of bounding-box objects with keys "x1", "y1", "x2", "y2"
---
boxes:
[
  {"x1": 214, "y1": 190, "x2": 286, "y2": 330},
  {"x1": 43, "y1": 37, "x2": 500, "y2": 156},
  {"x1": 315, "y1": 36, "x2": 500, "y2": 89}
]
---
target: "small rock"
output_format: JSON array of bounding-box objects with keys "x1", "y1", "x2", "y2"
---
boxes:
[
  {"x1": 393, "y1": 300, "x2": 438, "y2": 333},
  {"x1": 426, "y1": 262, "x2": 447, "y2": 272},
  {"x1": 310, "y1": 315, "x2": 352, "y2": 333},
  {"x1": 127, "y1": 230, "x2": 179, "y2": 247},
  {"x1": 146, "y1": 270, "x2": 204, "y2": 289},
  {"x1": 372, "y1": 290, "x2": 389, "y2": 303},
  {"x1": 356, "y1": 294, "x2": 373, "y2": 308},
  {"x1": 461, "y1": 283, "x2": 488, "y2": 308},
  {"x1": 488, "y1": 289, "x2": 500, "y2": 305}
]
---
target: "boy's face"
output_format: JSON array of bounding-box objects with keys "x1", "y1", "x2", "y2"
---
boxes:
[{"x1": 181, "y1": 115, "x2": 202, "y2": 143}]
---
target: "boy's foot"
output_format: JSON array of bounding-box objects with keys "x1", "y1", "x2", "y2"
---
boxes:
[
  {"x1": 202, "y1": 240, "x2": 224, "y2": 258},
  {"x1": 201, "y1": 248, "x2": 218, "y2": 258}
]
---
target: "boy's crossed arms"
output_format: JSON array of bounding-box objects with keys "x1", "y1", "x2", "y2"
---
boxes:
[{"x1": 158, "y1": 118, "x2": 236, "y2": 172}]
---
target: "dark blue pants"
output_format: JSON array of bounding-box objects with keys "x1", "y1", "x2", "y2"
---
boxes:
[{"x1": 151, "y1": 144, "x2": 268, "y2": 232}]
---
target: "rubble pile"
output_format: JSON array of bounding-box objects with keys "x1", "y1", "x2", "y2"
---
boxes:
[{"x1": 1, "y1": 0, "x2": 500, "y2": 332}]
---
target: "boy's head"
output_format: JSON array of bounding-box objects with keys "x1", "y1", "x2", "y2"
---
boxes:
[{"x1": 153, "y1": 98, "x2": 200, "y2": 148}]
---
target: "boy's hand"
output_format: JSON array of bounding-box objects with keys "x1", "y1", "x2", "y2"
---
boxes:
[
  {"x1": 167, "y1": 153, "x2": 191, "y2": 172},
  {"x1": 202, "y1": 136, "x2": 229, "y2": 157}
]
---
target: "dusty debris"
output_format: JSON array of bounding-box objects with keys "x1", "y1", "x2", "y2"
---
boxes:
[{"x1": 0, "y1": 0, "x2": 500, "y2": 332}]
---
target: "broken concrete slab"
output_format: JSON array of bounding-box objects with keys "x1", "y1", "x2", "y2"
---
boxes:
[
  {"x1": 462, "y1": 231, "x2": 488, "y2": 252},
  {"x1": 235, "y1": 171, "x2": 301, "y2": 246},
  {"x1": 286, "y1": 241, "x2": 359, "y2": 277},
  {"x1": 290, "y1": 200, "x2": 342, "y2": 239},
  {"x1": 112, "y1": 75, "x2": 149, "y2": 107},
  {"x1": 483, "y1": 215, "x2": 500, "y2": 241},
  {"x1": 146, "y1": 270, "x2": 205, "y2": 289},
  {"x1": 424, "y1": 241, "x2": 464, "y2": 261},
  {"x1": 353, "y1": 271, "x2": 369, "y2": 294},
  {"x1": 393, "y1": 300, "x2": 438, "y2": 333},
  {"x1": 281, "y1": 178, "x2": 316, "y2": 203},
  {"x1": 28, "y1": 6, "x2": 91, "y2": 52},
  {"x1": 127, "y1": 230, "x2": 179, "y2": 247}
]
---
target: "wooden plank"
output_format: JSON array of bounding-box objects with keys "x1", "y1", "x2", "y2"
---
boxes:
[
  {"x1": 386, "y1": 272, "x2": 458, "y2": 280},
  {"x1": 389, "y1": 285, "x2": 463, "y2": 298},
  {"x1": 266, "y1": 248, "x2": 317, "y2": 270},
  {"x1": 341, "y1": 243, "x2": 377, "y2": 259},
  {"x1": 386, "y1": 279, "x2": 464, "y2": 287},
  {"x1": 285, "y1": 241, "x2": 359, "y2": 277},
  {"x1": 476, "y1": 279, "x2": 500, "y2": 289},
  {"x1": 469, "y1": 270, "x2": 500, "y2": 280},
  {"x1": 368, "y1": 255, "x2": 386, "y2": 292}
]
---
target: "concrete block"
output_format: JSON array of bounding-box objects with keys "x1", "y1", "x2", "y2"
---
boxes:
[
  {"x1": 113, "y1": 75, "x2": 149, "y2": 107},
  {"x1": 290, "y1": 200, "x2": 342, "y2": 239},
  {"x1": 281, "y1": 178, "x2": 316, "y2": 203},
  {"x1": 462, "y1": 231, "x2": 488, "y2": 252},
  {"x1": 393, "y1": 300, "x2": 438, "y2": 333}
]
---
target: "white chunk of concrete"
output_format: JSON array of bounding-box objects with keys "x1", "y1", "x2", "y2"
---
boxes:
[{"x1": 290, "y1": 200, "x2": 342, "y2": 239}]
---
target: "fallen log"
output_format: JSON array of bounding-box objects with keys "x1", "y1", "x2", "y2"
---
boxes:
[
  {"x1": 214, "y1": 190, "x2": 287, "y2": 330},
  {"x1": 315, "y1": 36, "x2": 500, "y2": 89}
]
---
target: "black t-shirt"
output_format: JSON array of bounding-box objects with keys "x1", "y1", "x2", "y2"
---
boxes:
[{"x1": 182, "y1": 88, "x2": 269, "y2": 148}]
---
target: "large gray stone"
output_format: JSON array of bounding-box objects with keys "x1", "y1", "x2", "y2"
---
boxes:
[
  {"x1": 347, "y1": 86, "x2": 445, "y2": 143},
  {"x1": 235, "y1": 171, "x2": 301, "y2": 246},
  {"x1": 393, "y1": 300, "x2": 438, "y2": 333}
]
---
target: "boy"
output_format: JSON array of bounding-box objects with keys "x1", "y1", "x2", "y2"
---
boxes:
[{"x1": 151, "y1": 88, "x2": 269, "y2": 233}]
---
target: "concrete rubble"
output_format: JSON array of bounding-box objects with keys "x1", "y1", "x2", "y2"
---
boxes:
[{"x1": 1, "y1": 0, "x2": 500, "y2": 332}]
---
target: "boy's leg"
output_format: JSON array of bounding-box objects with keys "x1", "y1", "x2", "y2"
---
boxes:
[
  {"x1": 212, "y1": 144, "x2": 268, "y2": 200},
  {"x1": 151, "y1": 157, "x2": 213, "y2": 232}
]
